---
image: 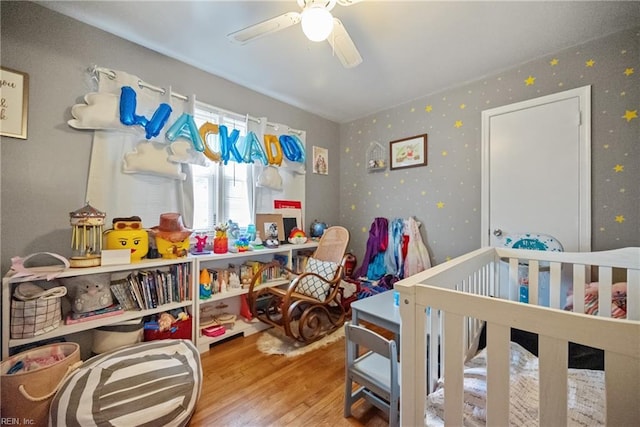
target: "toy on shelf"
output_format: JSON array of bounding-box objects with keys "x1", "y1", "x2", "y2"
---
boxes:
[
  {"x1": 213, "y1": 223, "x2": 229, "y2": 254},
  {"x1": 251, "y1": 231, "x2": 264, "y2": 249},
  {"x1": 70, "y1": 203, "x2": 106, "y2": 267},
  {"x1": 150, "y1": 213, "x2": 193, "y2": 259},
  {"x1": 234, "y1": 235, "x2": 250, "y2": 252},
  {"x1": 199, "y1": 268, "x2": 212, "y2": 300},
  {"x1": 287, "y1": 227, "x2": 308, "y2": 244},
  {"x1": 104, "y1": 216, "x2": 149, "y2": 262},
  {"x1": 191, "y1": 233, "x2": 211, "y2": 255}
]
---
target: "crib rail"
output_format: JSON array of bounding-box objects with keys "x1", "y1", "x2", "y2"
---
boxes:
[{"x1": 396, "y1": 246, "x2": 640, "y2": 427}]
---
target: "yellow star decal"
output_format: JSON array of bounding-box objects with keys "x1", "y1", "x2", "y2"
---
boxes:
[
  {"x1": 400, "y1": 179, "x2": 405, "y2": 184},
  {"x1": 361, "y1": 227, "x2": 368, "y2": 233},
  {"x1": 442, "y1": 151, "x2": 448, "y2": 156},
  {"x1": 615, "y1": 215, "x2": 625, "y2": 224},
  {"x1": 624, "y1": 67, "x2": 634, "y2": 76},
  {"x1": 351, "y1": 204, "x2": 356, "y2": 210},
  {"x1": 550, "y1": 58, "x2": 559, "y2": 66},
  {"x1": 454, "y1": 120, "x2": 463, "y2": 128},
  {"x1": 460, "y1": 104, "x2": 466, "y2": 109},
  {"x1": 585, "y1": 59, "x2": 595, "y2": 67},
  {"x1": 410, "y1": 107, "x2": 415, "y2": 112},
  {"x1": 436, "y1": 201, "x2": 445, "y2": 208},
  {"x1": 425, "y1": 105, "x2": 433, "y2": 113},
  {"x1": 387, "y1": 124, "x2": 392, "y2": 129},
  {"x1": 524, "y1": 75, "x2": 536, "y2": 86},
  {"x1": 345, "y1": 147, "x2": 350, "y2": 153},
  {"x1": 614, "y1": 164, "x2": 624, "y2": 172},
  {"x1": 623, "y1": 110, "x2": 638, "y2": 122}
]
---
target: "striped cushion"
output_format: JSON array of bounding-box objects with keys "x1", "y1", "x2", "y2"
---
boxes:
[{"x1": 50, "y1": 339, "x2": 201, "y2": 427}]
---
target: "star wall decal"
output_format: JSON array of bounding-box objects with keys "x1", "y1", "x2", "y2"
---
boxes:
[
  {"x1": 585, "y1": 59, "x2": 595, "y2": 67},
  {"x1": 454, "y1": 120, "x2": 463, "y2": 128},
  {"x1": 425, "y1": 105, "x2": 433, "y2": 113},
  {"x1": 614, "y1": 164, "x2": 624, "y2": 172},
  {"x1": 436, "y1": 201, "x2": 445, "y2": 208},
  {"x1": 524, "y1": 76, "x2": 536, "y2": 86},
  {"x1": 615, "y1": 215, "x2": 625, "y2": 224},
  {"x1": 624, "y1": 67, "x2": 634, "y2": 76},
  {"x1": 623, "y1": 110, "x2": 638, "y2": 122},
  {"x1": 550, "y1": 58, "x2": 559, "y2": 66}
]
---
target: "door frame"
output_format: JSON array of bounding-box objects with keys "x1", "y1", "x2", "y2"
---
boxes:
[{"x1": 480, "y1": 85, "x2": 591, "y2": 251}]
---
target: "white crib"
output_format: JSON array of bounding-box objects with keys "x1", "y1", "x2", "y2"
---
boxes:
[{"x1": 396, "y1": 247, "x2": 640, "y2": 426}]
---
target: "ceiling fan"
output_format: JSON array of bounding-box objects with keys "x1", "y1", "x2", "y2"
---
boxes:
[{"x1": 227, "y1": 0, "x2": 364, "y2": 68}]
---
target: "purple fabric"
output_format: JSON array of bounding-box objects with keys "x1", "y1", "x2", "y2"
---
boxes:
[{"x1": 354, "y1": 217, "x2": 388, "y2": 278}]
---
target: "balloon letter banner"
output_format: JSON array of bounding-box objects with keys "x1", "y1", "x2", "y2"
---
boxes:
[
  {"x1": 199, "y1": 122, "x2": 221, "y2": 162},
  {"x1": 264, "y1": 134, "x2": 283, "y2": 166},
  {"x1": 119, "y1": 86, "x2": 172, "y2": 139},
  {"x1": 219, "y1": 125, "x2": 242, "y2": 165},
  {"x1": 279, "y1": 134, "x2": 305, "y2": 163},
  {"x1": 166, "y1": 113, "x2": 205, "y2": 152},
  {"x1": 243, "y1": 131, "x2": 268, "y2": 165}
]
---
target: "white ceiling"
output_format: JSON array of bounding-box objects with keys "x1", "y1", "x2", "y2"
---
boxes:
[{"x1": 37, "y1": 1, "x2": 640, "y2": 123}]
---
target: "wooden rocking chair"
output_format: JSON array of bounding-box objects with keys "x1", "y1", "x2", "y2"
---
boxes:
[{"x1": 247, "y1": 226, "x2": 350, "y2": 344}]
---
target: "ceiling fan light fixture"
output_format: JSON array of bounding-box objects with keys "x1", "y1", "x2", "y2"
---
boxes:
[{"x1": 301, "y1": 6, "x2": 334, "y2": 42}]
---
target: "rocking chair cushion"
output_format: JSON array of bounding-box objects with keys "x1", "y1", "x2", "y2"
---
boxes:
[{"x1": 298, "y1": 257, "x2": 339, "y2": 301}]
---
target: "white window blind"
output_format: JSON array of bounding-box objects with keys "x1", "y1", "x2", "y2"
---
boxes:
[{"x1": 191, "y1": 102, "x2": 253, "y2": 231}]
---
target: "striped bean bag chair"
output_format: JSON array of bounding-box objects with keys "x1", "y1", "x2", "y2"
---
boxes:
[{"x1": 49, "y1": 339, "x2": 201, "y2": 427}]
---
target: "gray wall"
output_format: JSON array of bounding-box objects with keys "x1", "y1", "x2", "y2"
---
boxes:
[
  {"x1": 1, "y1": 2, "x2": 638, "y2": 275},
  {"x1": 0, "y1": 1, "x2": 340, "y2": 273},
  {"x1": 340, "y1": 27, "x2": 639, "y2": 266}
]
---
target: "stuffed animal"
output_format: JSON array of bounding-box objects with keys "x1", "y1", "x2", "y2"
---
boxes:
[
  {"x1": 158, "y1": 312, "x2": 176, "y2": 332},
  {"x1": 64, "y1": 274, "x2": 113, "y2": 313}
]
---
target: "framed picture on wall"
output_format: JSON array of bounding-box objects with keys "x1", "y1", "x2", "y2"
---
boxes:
[
  {"x1": 389, "y1": 134, "x2": 427, "y2": 170},
  {"x1": 312, "y1": 146, "x2": 328, "y2": 175},
  {"x1": 0, "y1": 66, "x2": 29, "y2": 139}
]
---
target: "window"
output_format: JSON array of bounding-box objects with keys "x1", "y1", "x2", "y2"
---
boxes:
[{"x1": 191, "y1": 102, "x2": 253, "y2": 232}]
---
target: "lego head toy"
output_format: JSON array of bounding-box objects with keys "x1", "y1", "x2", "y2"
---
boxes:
[
  {"x1": 104, "y1": 216, "x2": 149, "y2": 262},
  {"x1": 150, "y1": 213, "x2": 193, "y2": 259}
]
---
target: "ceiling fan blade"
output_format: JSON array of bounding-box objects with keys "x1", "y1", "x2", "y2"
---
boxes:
[
  {"x1": 227, "y1": 12, "x2": 301, "y2": 45},
  {"x1": 327, "y1": 18, "x2": 362, "y2": 68},
  {"x1": 336, "y1": 0, "x2": 365, "y2": 6}
]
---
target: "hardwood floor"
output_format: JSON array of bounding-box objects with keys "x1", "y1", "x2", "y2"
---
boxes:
[{"x1": 189, "y1": 326, "x2": 392, "y2": 427}]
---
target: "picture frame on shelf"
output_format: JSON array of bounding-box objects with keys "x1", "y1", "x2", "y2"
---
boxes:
[
  {"x1": 255, "y1": 213, "x2": 284, "y2": 242},
  {"x1": 389, "y1": 134, "x2": 427, "y2": 170}
]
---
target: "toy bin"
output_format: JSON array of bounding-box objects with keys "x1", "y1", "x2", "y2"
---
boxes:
[{"x1": 0, "y1": 342, "x2": 81, "y2": 427}]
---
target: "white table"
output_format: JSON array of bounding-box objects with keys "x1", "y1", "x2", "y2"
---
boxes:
[{"x1": 350, "y1": 290, "x2": 401, "y2": 336}]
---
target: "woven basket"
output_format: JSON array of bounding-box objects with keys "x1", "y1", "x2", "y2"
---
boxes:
[{"x1": 1, "y1": 342, "x2": 81, "y2": 426}]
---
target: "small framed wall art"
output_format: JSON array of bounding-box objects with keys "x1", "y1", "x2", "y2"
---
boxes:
[
  {"x1": 0, "y1": 66, "x2": 29, "y2": 139},
  {"x1": 312, "y1": 146, "x2": 328, "y2": 175},
  {"x1": 389, "y1": 133, "x2": 427, "y2": 170}
]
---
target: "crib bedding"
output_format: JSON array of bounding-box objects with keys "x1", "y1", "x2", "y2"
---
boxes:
[{"x1": 425, "y1": 342, "x2": 605, "y2": 427}]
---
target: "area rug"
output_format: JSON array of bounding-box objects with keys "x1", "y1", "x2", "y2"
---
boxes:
[{"x1": 256, "y1": 325, "x2": 345, "y2": 358}]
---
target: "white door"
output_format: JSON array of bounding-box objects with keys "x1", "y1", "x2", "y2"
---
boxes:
[{"x1": 481, "y1": 86, "x2": 591, "y2": 252}]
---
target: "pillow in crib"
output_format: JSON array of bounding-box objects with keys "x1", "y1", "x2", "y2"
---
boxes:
[{"x1": 297, "y1": 258, "x2": 339, "y2": 301}]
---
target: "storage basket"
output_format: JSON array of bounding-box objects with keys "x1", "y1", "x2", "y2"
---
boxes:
[
  {"x1": 0, "y1": 342, "x2": 81, "y2": 426},
  {"x1": 10, "y1": 283, "x2": 67, "y2": 339},
  {"x1": 92, "y1": 318, "x2": 144, "y2": 354}
]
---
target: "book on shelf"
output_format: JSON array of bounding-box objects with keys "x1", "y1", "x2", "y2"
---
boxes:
[
  {"x1": 110, "y1": 278, "x2": 138, "y2": 311},
  {"x1": 65, "y1": 304, "x2": 125, "y2": 324}
]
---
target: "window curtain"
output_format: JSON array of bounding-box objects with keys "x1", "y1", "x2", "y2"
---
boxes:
[
  {"x1": 81, "y1": 69, "x2": 193, "y2": 229},
  {"x1": 254, "y1": 121, "x2": 307, "y2": 219}
]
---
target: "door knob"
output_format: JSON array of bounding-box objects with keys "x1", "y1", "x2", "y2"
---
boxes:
[{"x1": 493, "y1": 229, "x2": 503, "y2": 237}]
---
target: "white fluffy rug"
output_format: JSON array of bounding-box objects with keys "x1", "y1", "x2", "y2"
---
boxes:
[{"x1": 256, "y1": 325, "x2": 345, "y2": 358}]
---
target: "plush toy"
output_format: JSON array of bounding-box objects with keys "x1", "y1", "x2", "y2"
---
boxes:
[
  {"x1": 288, "y1": 227, "x2": 308, "y2": 244},
  {"x1": 158, "y1": 312, "x2": 176, "y2": 332},
  {"x1": 64, "y1": 274, "x2": 113, "y2": 313}
]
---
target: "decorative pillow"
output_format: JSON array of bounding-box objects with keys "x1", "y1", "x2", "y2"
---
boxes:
[{"x1": 297, "y1": 257, "x2": 339, "y2": 301}]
